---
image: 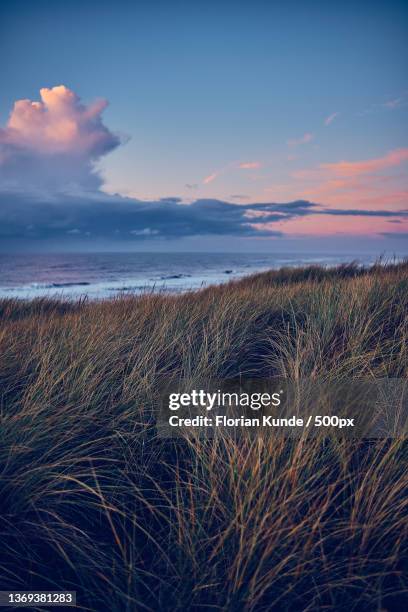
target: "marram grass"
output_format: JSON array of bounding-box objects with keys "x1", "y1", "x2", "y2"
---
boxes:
[{"x1": 0, "y1": 261, "x2": 407, "y2": 610}]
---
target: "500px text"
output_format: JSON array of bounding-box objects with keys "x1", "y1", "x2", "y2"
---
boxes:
[{"x1": 168, "y1": 415, "x2": 355, "y2": 428}]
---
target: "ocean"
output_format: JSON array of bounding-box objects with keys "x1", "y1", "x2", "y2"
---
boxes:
[{"x1": 0, "y1": 252, "x2": 391, "y2": 299}]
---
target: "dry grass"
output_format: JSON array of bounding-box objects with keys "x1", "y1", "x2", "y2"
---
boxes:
[{"x1": 0, "y1": 261, "x2": 407, "y2": 610}]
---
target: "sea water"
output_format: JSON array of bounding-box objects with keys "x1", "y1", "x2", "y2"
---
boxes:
[{"x1": 0, "y1": 251, "x2": 386, "y2": 299}]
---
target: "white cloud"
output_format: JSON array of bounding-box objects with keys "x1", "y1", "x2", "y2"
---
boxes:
[{"x1": 0, "y1": 85, "x2": 121, "y2": 192}]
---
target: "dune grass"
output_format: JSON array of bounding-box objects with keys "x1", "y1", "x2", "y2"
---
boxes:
[{"x1": 0, "y1": 261, "x2": 407, "y2": 610}]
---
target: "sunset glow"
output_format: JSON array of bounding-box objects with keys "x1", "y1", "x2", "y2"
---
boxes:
[{"x1": 0, "y1": 1, "x2": 407, "y2": 251}]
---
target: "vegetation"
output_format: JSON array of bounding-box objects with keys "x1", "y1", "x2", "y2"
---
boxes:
[{"x1": 0, "y1": 261, "x2": 407, "y2": 610}]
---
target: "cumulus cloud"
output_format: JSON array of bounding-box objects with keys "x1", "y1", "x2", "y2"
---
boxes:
[{"x1": 0, "y1": 85, "x2": 121, "y2": 192}]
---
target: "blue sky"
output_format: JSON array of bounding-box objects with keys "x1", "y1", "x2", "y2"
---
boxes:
[{"x1": 0, "y1": 0, "x2": 407, "y2": 251}]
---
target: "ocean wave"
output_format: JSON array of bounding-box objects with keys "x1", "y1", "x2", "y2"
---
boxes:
[
  {"x1": 108, "y1": 286, "x2": 146, "y2": 292},
  {"x1": 20, "y1": 281, "x2": 92, "y2": 290},
  {"x1": 158, "y1": 273, "x2": 192, "y2": 280},
  {"x1": 50, "y1": 282, "x2": 91, "y2": 288}
]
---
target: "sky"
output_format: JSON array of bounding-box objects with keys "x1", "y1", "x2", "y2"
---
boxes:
[{"x1": 0, "y1": 0, "x2": 407, "y2": 253}]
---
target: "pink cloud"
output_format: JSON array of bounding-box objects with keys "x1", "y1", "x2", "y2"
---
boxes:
[
  {"x1": 0, "y1": 85, "x2": 121, "y2": 192},
  {"x1": 1, "y1": 85, "x2": 119, "y2": 157},
  {"x1": 238, "y1": 161, "x2": 261, "y2": 169},
  {"x1": 203, "y1": 161, "x2": 261, "y2": 184},
  {"x1": 203, "y1": 172, "x2": 218, "y2": 184},
  {"x1": 289, "y1": 148, "x2": 408, "y2": 222},
  {"x1": 324, "y1": 112, "x2": 339, "y2": 126},
  {"x1": 267, "y1": 214, "x2": 408, "y2": 237},
  {"x1": 287, "y1": 132, "x2": 314, "y2": 147},
  {"x1": 320, "y1": 148, "x2": 408, "y2": 177}
]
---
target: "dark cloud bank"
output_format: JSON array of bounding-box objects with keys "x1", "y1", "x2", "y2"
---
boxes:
[{"x1": 1, "y1": 191, "x2": 407, "y2": 244}]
